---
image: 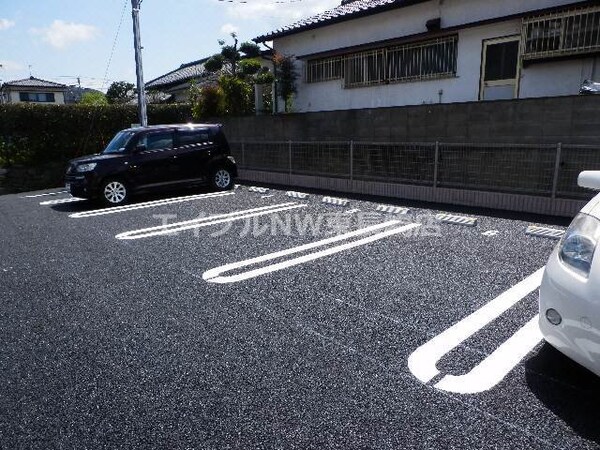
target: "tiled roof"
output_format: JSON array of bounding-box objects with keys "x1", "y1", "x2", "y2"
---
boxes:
[
  {"x1": 146, "y1": 58, "x2": 211, "y2": 89},
  {"x1": 254, "y1": 0, "x2": 427, "y2": 42},
  {"x1": 2, "y1": 76, "x2": 66, "y2": 89}
]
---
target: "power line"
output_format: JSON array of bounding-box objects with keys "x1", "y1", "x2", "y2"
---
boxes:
[{"x1": 102, "y1": 0, "x2": 129, "y2": 90}]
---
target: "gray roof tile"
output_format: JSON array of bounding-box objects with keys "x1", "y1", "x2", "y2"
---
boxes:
[
  {"x1": 255, "y1": 0, "x2": 422, "y2": 42},
  {"x1": 3, "y1": 76, "x2": 66, "y2": 89},
  {"x1": 146, "y1": 59, "x2": 212, "y2": 89}
]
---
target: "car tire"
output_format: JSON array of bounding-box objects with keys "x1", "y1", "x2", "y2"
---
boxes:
[
  {"x1": 210, "y1": 167, "x2": 234, "y2": 191},
  {"x1": 100, "y1": 179, "x2": 130, "y2": 206}
]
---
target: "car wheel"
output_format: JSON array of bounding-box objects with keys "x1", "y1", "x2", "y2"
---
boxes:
[
  {"x1": 101, "y1": 179, "x2": 129, "y2": 206},
  {"x1": 210, "y1": 167, "x2": 233, "y2": 191}
]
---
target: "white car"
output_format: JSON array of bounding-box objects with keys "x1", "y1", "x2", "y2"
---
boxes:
[{"x1": 539, "y1": 171, "x2": 600, "y2": 377}]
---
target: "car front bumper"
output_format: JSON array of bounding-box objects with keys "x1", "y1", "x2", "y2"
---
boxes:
[
  {"x1": 64, "y1": 172, "x2": 100, "y2": 199},
  {"x1": 539, "y1": 248, "x2": 600, "y2": 377}
]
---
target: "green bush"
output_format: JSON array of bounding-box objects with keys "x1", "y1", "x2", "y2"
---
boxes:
[
  {"x1": 190, "y1": 84, "x2": 224, "y2": 120},
  {"x1": 218, "y1": 75, "x2": 254, "y2": 116},
  {"x1": 0, "y1": 103, "x2": 192, "y2": 192}
]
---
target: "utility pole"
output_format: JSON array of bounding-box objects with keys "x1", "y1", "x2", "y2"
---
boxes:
[{"x1": 131, "y1": 0, "x2": 148, "y2": 127}]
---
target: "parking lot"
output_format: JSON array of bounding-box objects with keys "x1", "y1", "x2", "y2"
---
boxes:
[{"x1": 1, "y1": 185, "x2": 599, "y2": 449}]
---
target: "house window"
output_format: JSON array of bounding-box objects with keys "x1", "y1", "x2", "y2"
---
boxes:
[
  {"x1": 19, "y1": 92, "x2": 56, "y2": 103},
  {"x1": 305, "y1": 57, "x2": 343, "y2": 83},
  {"x1": 343, "y1": 36, "x2": 457, "y2": 88},
  {"x1": 522, "y1": 5, "x2": 600, "y2": 60},
  {"x1": 386, "y1": 36, "x2": 458, "y2": 83},
  {"x1": 344, "y1": 49, "x2": 386, "y2": 88}
]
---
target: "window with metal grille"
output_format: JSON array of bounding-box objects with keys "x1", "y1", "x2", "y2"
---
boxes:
[
  {"x1": 387, "y1": 36, "x2": 458, "y2": 83},
  {"x1": 344, "y1": 37, "x2": 457, "y2": 88},
  {"x1": 305, "y1": 57, "x2": 343, "y2": 83},
  {"x1": 344, "y1": 49, "x2": 386, "y2": 88},
  {"x1": 522, "y1": 5, "x2": 600, "y2": 60}
]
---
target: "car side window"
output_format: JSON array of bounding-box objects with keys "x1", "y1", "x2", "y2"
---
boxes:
[
  {"x1": 177, "y1": 129, "x2": 210, "y2": 147},
  {"x1": 139, "y1": 131, "x2": 174, "y2": 151}
]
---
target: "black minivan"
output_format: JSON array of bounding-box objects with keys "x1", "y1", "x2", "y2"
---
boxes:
[{"x1": 65, "y1": 124, "x2": 237, "y2": 206}]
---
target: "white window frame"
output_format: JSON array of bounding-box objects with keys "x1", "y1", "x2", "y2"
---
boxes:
[{"x1": 479, "y1": 35, "x2": 522, "y2": 101}]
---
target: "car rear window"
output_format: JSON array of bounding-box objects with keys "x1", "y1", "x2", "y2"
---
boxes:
[
  {"x1": 140, "y1": 132, "x2": 174, "y2": 151},
  {"x1": 177, "y1": 129, "x2": 210, "y2": 146}
]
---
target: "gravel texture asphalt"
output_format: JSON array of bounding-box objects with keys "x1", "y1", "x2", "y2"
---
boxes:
[{"x1": 1, "y1": 185, "x2": 599, "y2": 449}]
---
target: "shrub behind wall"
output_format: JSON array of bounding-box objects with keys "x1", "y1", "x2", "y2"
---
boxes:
[{"x1": 0, "y1": 103, "x2": 192, "y2": 193}]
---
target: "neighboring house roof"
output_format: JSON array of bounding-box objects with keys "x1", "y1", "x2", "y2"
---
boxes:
[
  {"x1": 254, "y1": 0, "x2": 429, "y2": 42},
  {"x1": 147, "y1": 50, "x2": 274, "y2": 92},
  {"x1": 146, "y1": 58, "x2": 212, "y2": 90},
  {"x1": 2, "y1": 76, "x2": 67, "y2": 89}
]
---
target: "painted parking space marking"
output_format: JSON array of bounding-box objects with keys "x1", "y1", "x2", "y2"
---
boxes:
[
  {"x1": 434, "y1": 315, "x2": 541, "y2": 394},
  {"x1": 376, "y1": 205, "x2": 410, "y2": 215},
  {"x1": 203, "y1": 221, "x2": 421, "y2": 284},
  {"x1": 115, "y1": 202, "x2": 306, "y2": 240},
  {"x1": 23, "y1": 190, "x2": 69, "y2": 198},
  {"x1": 525, "y1": 225, "x2": 564, "y2": 240},
  {"x1": 435, "y1": 213, "x2": 478, "y2": 227},
  {"x1": 248, "y1": 186, "x2": 269, "y2": 194},
  {"x1": 40, "y1": 197, "x2": 85, "y2": 206},
  {"x1": 286, "y1": 191, "x2": 309, "y2": 199},
  {"x1": 322, "y1": 196, "x2": 349, "y2": 207},
  {"x1": 69, "y1": 191, "x2": 234, "y2": 218},
  {"x1": 482, "y1": 230, "x2": 499, "y2": 237},
  {"x1": 407, "y1": 268, "x2": 544, "y2": 394}
]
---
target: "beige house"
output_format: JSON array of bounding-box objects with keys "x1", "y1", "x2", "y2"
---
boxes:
[{"x1": 0, "y1": 77, "x2": 67, "y2": 105}]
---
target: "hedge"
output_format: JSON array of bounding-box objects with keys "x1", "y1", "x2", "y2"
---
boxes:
[{"x1": 0, "y1": 103, "x2": 193, "y2": 193}]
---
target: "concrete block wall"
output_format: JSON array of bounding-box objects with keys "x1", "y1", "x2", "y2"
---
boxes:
[{"x1": 219, "y1": 95, "x2": 600, "y2": 145}]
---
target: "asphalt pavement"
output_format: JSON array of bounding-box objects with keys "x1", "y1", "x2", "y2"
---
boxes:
[{"x1": 1, "y1": 185, "x2": 599, "y2": 449}]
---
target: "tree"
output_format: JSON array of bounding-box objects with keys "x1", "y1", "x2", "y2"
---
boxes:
[
  {"x1": 204, "y1": 33, "x2": 263, "y2": 78},
  {"x1": 106, "y1": 81, "x2": 135, "y2": 104},
  {"x1": 273, "y1": 53, "x2": 298, "y2": 113},
  {"x1": 218, "y1": 75, "x2": 253, "y2": 116},
  {"x1": 197, "y1": 33, "x2": 273, "y2": 116},
  {"x1": 79, "y1": 91, "x2": 108, "y2": 106},
  {"x1": 190, "y1": 81, "x2": 224, "y2": 119}
]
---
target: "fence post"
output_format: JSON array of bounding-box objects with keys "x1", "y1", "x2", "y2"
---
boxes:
[
  {"x1": 433, "y1": 141, "x2": 440, "y2": 189},
  {"x1": 551, "y1": 142, "x2": 562, "y2": 199},
  {"x1": 288, "y1": 140, "x2": 292, "y2": 178},
  {"x1": 349, "y1": 140, "x2": 354, "y2": 183},
  {"x1": 241, "y1": 141, "x2": 245, "y2": 167}
]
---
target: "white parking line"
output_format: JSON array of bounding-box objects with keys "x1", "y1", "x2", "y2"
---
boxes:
[
  {"x1": 115, "y1": 202, "x2": 306, "y2": 240},
  {"x1": 39, "y1": 197, "x2": 85, "y2": 206},
  {"x1": 407, "y1": 268, "x2": 544, "y2": 393},
  {"x1": 69, "y1": 191, "x2": 234, "y2": 218},
  {"x1": 434, "y1": 315, "x2": 541, "y2": 394},
  {"x1": 23, "y1": 190, "x2": 69, "y2": 198},
  {"x1": 203, "y1": 221, "x2": 421, "y2": 284}
]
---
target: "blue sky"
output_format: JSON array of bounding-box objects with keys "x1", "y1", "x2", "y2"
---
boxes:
[{"x1": 0, "y1": 0, "x2": 338, "y2": 91}]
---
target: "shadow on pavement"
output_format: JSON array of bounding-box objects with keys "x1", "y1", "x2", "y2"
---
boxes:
[
  {"x1": 49, "y1": 186, "x2": 215, "y2": 213},
  {"x1": 525, "y1": 342, "x2": 600, "y2": 444}
]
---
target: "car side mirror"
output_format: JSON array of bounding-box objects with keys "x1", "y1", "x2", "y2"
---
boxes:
[
  {"x1": 135, "y1": 144, "x2": 147, "y2": 152},
  {"x1": 578, "y1": 171, "x2": 600, "y2": 190}
]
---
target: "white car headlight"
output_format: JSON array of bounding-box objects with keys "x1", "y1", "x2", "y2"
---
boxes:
[
  {"x1": 76, "y1": 163, "x2": 97, "y2": 172},
  {"x1": 559, "y1": 213, "x2": 600, "y2": 278}
]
